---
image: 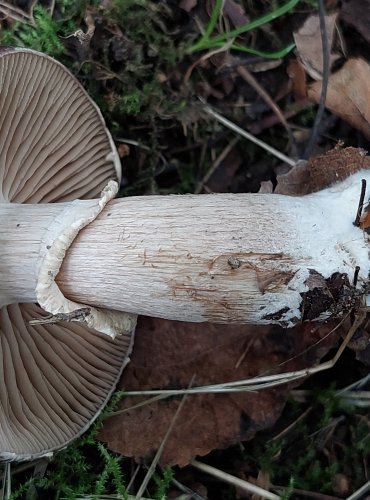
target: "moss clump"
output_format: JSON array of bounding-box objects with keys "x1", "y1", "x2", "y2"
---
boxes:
[{"x1": 0, "y1": 2, "x2": 80, "y2": 58}]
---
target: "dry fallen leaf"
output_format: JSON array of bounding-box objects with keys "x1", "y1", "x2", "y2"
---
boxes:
[
  {"x1": 287, "y1": 57, "x2": 307, "y2": 101},
  {"x1": 309, "y1": 58, "x2": 370, "y2": 140},
  {"x1": 340, "y1": 0, "x2": 370, "y2": 45},
  {"x1": 223, "y1": 0, "x2": 250, "y2": 27},
  {"x1": 294, "y1": 13, "x2": 339, "y2": 80},
  {"x1": 179, "y1": 0, "x2": 197, "y2": 12},
  {"x1": 99, "y1": 317, "x2": 342, "y2": 466}
]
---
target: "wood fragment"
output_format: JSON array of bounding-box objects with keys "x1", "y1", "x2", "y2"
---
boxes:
[{"x1": 29, "y1": 307, "x2": 91, "y2": 325}]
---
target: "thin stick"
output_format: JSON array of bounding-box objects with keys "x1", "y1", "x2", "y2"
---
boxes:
[
  {"x1": 195, "y1": 136, "x2": 239, "y2": 193},
  {"x1": 184, "y1": 37, "x2": 234, "y2": 84},
  {"x1": 122, "y1": 312, "x2": 363, "y2": 397},
  {"x1": 353, "y1": 179, "x2": 366, "y2": 227},
  {"x1": 170, "y1": 477, "x2": 207, "y2": 500},
  {"x1": 126, "y1": 465, "x2": 141, "y2": 496},
  {"x1": 0, "y1": 0, "x2": 34, "y2": 24},
  {"x1": 346, "y1": 479, "x2": 370, "y2": 500},
  {"x1": 201, "y1": 101, "x2": 297, "y2": 166},
  {"x1": 29, "y1": 308, "x2": 91, "y2": 325},
  {"x1": 236, "y1": 65, "x2": 296, "y2": 149},
  {"x1": 304, "y1": 0, "x2": 330, "y2": 158},
  {"x1": 134, "y1": 377, "x2": 194, "y2": 500},
  {"x1": 190, "y1": 459, "x2": 280, "y2": 500}
]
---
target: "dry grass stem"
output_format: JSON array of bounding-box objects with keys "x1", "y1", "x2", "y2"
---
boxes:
[
  {"x1": 190, "y1": 459, "x2": 280, "y2": 499},
  {"x1": 195, "y1": 136, "x2": 239, "y2": 193},
  {"x1": 0, "y1": 0, "x2": 34, "y2": 24},
  {"x1": 201, "y1": 101, "x2": 297, "y2": 166},
  {"x1": 346, "y1": 479, "x2": 370, "y2": 500},
  {"x1": 184, "y1": 37, "x2": 234, "y2": 84},
  {"x1": 134, "y1": 377, "x2": 194, "y2": 499},
  {"x1": 121, "y1": 312, "x2": 365, "y2": 399},
  {"x1": 236, "y1": 65, "x2": 295, "y2": 146}
]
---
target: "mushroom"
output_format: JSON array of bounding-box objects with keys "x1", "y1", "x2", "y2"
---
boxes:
[
  {"x1": 1, "y1": 48, "x2": 370, "y2": 459},
  {"x1": 56, "y1": 172, "x2": 370, "y2": 325},
  {"x1": 0, "y1": 47, "x2": 135, "y2": 461}
]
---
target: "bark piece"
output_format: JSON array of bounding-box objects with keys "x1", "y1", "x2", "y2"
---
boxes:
[{"x1": 273, "y1": 147, "x2": 370, "y2": 195}]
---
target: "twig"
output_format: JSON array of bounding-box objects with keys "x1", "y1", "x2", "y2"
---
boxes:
[
  {"x1": 269, "y1": 407, "x2": 312, "y2": 442},
  {"x1": 184, "y1": 37, "x2": 234, "y2": 84},
  {"x1": 304, "y1": 0, "x2": 330, "y2": 158},
  {"x1": 353, "y1": 179, "x2": 367, "y2": 227},
  {"x1": 0, "y1": 0, "x2": 34, "y2": 24},
  {"x1": 126, "y1": 465, "x2": 141, "y2": 496},
  {"x1": 236, "y1": 64, "x2": 296, "y2": 151},
  {"x1": 195, "y1": 136, "x2": 239, "y2": 193},
  {"x1": 134, "y1": 377, "x2": 194, "y2": 499},
  {"x1": 170, "y1": 477, "x2": 207, "y2": 500},
  {"x1": 190, "y1": 459, "x2": 280, "y2": 499},
  {"x1": 200, "y1": 100, "x2": 297, "y2": 166},
  {"x1": 29, "y1": 308, "x2": 91, "y2": 325}
]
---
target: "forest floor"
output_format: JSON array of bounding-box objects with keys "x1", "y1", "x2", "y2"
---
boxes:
[{"x1": 1, "y1": 0, "x2": 370, "y2": 498}]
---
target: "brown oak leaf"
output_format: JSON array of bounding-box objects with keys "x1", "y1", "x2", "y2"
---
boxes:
[
  {"x1": 309, "y1": 59, "x2": 370, "y2": 140},
  {"x1": 99, "y1": 317, "x2": 342, "y2": 466}
]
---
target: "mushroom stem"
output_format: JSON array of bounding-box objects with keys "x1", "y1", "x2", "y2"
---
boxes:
[
  {"x1": 55, "y1": 171, "x2": 370, "y2": 327},
  {"x1": 2, "y1": 172, "x2": 369, "y2": 330},
  {"x1": 0, "y1": 202, "x2": 67, "y2": 307}
]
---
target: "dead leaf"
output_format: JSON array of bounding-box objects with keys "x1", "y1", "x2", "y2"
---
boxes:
[
  {"x1": 224, "y1": 0, "x2": 250, "y2": 27},
  {"x1": 179, "y1": 0, "x2": 197, "y2": 12},
  {"x1": 294, "y1": 12, "x2": 339, "y2": 80},
  {"x1": 340, "y1": 0, "x2": 370, "y2": 45},
  {"x1": 99, "y1": 317, "x2": 342, "y2": 466},
  {"x1": 360, "y1": 204, "x2": 370, "y2": 230},
  {"x1": 287, "y1": 58, "x2": 307, "y2": 101},
  {"x1": 308, "y1": 58, "x2": 370, "y2": 140}
]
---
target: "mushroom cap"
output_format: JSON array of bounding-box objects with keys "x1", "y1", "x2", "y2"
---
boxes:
[
  {"x1": 0, "y1": 304, "x2": 134, "y2": 461},
  {"x1": 0, "y1": 47, "x2": 121, "y2": 203},
  {"x1": 0, "y1": 48, "x2": 135, "y2": 460}
]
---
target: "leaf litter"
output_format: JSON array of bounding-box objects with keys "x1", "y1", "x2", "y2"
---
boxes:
[
  {"x1": 3, "y1": 0, "x2": 370, "y2": 497},
  {"x1": 95, "y1": 1, "x2": 370, "y2": 495}
]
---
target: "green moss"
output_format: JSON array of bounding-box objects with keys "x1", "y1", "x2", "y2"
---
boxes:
[
  {"x1": 6, "y1": 390, "x2": 173, "y2": 499},
  {"x1": 118, "y1": 80, "x2": 163, "y2": 117},
  {"x1": 0, "y1": 3, "x2": 79, "y2": 58},
  {"x1": 109, "y1": 0, "x2": 183, "y2": 65},
  {"x1": 245, "y1": 388, "x2": 368, "y2": 494},
  {"x1": 152, "y1": 467, "x2": 174, "y2": 500}
]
